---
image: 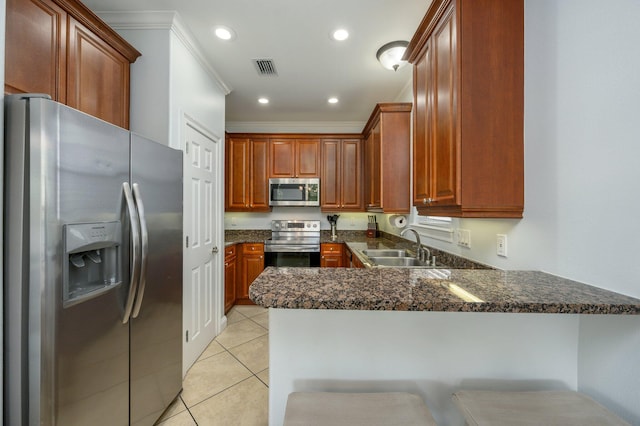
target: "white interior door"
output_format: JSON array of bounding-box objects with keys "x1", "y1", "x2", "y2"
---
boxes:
[{"x1": 182, "y1": 118, "x2": 221, "y2": 375}]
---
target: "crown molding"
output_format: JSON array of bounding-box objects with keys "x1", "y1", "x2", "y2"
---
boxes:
[
  {"x1": 225, "y1": 121, "x2": 367, "y2": 134},
  {"x1": 96, "y1": 11, "x2": 232, "y2": 95}
]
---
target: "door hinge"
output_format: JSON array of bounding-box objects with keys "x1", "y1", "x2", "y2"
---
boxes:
[
  {"x1": 186, "y1": 142, "x2": 189, "y2": 154},
  {"x1": 186, "y1": 330, "x2": 189, "y2": 342},
  {"x1": 186, "y1": 236, "x2": 189, "y2": 248}
]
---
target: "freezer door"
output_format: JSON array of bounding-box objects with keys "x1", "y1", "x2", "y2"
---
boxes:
[
  {"x1": 4, "y1": 96, "x2": 131, "y2": 426},
  {"x1": 129, "y1": 133, "x2": 183, "y2": 426}
]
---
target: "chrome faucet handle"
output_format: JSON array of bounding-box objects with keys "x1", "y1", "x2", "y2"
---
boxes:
[{"x1": 419, "y1": 246, "x2": 431, "y2": 263}]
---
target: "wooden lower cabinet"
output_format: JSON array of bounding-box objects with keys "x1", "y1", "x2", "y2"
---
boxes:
[
  {"x1": 352, "y1": 254, "x2": 365, "y2": 268},
  {"x1": 320, "y1": 243, "x2": 344, "y2": 267},
  {"x1": 224, "y1": 245, "x2": 237, "y2": 314},
  {"x1": 237, "y1": 243, "x2": 265, "y2": 305}
]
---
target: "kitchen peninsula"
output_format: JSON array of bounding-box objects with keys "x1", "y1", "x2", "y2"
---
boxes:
[{"x1": 248, "y1": 247, "x2": 640, "y2": 425}]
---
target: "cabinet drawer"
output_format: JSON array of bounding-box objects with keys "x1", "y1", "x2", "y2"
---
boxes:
[
  {"x1": 242, "y1": 243, "x2": 264, "y2": 254},
  {"x1": 321, "y1": 243, "x2": 343, "y2": 255},
  {"x1": 225, "y1": 244, "x2": 237, "y2": 258}
]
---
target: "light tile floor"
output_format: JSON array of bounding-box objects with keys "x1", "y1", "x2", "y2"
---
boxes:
[{"x1": 156, "y1": 305, "x2": 269, "y2": 426}]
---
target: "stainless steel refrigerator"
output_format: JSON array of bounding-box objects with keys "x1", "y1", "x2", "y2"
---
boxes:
[{"x1": 4, "y1": 94, "x2": 183, "y2": 425}]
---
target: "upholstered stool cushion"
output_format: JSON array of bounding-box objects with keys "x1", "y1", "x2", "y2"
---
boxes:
[
  {"x1": 283, "y1": 391, "x2": 438, "y2": 426},
  {"x1": 452, "y1": 390, "x2": 629, "y2": 426}
]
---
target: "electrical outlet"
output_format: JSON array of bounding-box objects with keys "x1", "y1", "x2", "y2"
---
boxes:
[
  {"x1": 497, "y1": 234, "x2": 508, "y2": 257},
  {"x1": 457, "y1": 229, "x2": 471, "y2": 248}
]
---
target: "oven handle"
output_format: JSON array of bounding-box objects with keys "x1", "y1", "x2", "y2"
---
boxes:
[{"x1": 264, "y1": 245, "x2": 320, "y2": 253}]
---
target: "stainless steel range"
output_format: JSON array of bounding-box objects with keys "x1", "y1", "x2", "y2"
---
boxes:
[{"x1": 264, "y1": 220, "x2": 321, "y2": 267}]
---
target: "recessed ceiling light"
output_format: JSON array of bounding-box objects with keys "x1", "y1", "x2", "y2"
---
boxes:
[
  {"x1": 214, "y1": 26, "x2": 236, "y2": 41},
  {"x1": 258, "y1": 97, "x2": 269, "y2": 104},
  {"x1": 331, "y1": 29, "x2": 349, "y2": 41},
  {"x1": 328, "y1": 97, "x2": 339, "y2": 104}
]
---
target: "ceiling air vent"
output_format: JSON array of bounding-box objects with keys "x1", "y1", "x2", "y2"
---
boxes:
[{"x1": 253, "y1": 59, "x2": 278, "y2": 76}]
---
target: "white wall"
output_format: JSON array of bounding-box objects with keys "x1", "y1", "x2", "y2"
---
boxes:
[
  {"x1": 169, "y1": 27, "x2": 226, "y2": 148},
  {"x1": 123, "y1": 28, "x2": 171, "y2": 146}
]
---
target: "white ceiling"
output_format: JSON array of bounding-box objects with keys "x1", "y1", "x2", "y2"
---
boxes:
[{"x1": 82, "y1": 0, "x2": 431, "y2": 126}]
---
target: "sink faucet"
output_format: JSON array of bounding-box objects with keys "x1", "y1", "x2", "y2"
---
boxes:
[{"x1": 400, "y1": 228, "x2": 431, "y2": 263}]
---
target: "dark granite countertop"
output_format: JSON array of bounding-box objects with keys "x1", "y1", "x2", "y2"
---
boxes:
[
  {"x1": 226, "y1": 229, "x2": 640, "y2": 314},
  {"x1": 249, "y1": 268, "x2": 640, "y2": 314}
]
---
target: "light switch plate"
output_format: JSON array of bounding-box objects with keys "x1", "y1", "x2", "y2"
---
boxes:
[
  {"x1": 457, "y1": 229, "x2": 471, "y2": 248},
  {"x1": 497, "y1": 234, "x2": 508, "y2": 257}
]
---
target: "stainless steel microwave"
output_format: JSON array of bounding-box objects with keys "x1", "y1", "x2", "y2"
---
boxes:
[{"x1": 269, "y1": 178, "x2": 320, "y2": 206}]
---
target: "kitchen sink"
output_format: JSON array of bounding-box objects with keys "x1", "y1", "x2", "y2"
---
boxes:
[
  {"x1": 361, "y1": 249, "x2": 410, "y2": 257},
  {"x1": 368, "y1": 257, "x2": 430, "y2": 267},
  {"x1": 357, "y1": 247, "x2": 448, "y2": 269}
]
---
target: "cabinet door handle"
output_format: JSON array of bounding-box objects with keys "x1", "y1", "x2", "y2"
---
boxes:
[
  {"x1": 225, "y1": 262, "x2": 229, "y2": 266},
  {"x1": 259, "y1": 256, "x2": 263, "y2": 259}
]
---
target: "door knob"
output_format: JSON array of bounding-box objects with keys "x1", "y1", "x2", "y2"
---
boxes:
[{"x1": 212, "y1": 246, "x2": 219, "y2": 254}]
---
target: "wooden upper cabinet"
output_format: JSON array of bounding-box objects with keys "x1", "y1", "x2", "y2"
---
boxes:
[
  {"x1": 67, "y1": 17, "x2": 131, "y2": 129},
  {"x1": 340, "y1": 139, "x2": 363, "y2": 210},
  {"x1": 362, "y1": 103, "x2": 412, "y2": 214},
  {"x1": 225, "y1": 137, "x2": 270, "y2": 212},
  {"x1": 5, "y1": 0, "x2": 67, "y2": 102},
  {"x1": 321, "y1": 140, "x2": 340, "y2": 209},
  {"x1": 321, "y1": 139, "x2": 363, "y2": 212},
  {"x1": 406, "y1": 0, "x2": 524, "y2": 218},
  {"x1": 269, "y1": 139, "x2": 320, "y2": 178},
  {"x1": 226, "y1": 137, "x2": 249, "y2": 210},
  {"x1": 5, "y1": 0, "x2": 140, "y2": 129},
  {"x1": 269, "y1": 139, "x2": 295, "y2": 177},
  {"x1": 250, "y1": 139, "x2": 270, "y2": 210},
  {"x1": 412, "y1": 41, "x2": 430, "y2": 207}
]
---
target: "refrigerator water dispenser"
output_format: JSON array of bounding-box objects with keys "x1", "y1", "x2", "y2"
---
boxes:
[{"x1": 63, "y1": 221, "x2": 122, "y2": 307}]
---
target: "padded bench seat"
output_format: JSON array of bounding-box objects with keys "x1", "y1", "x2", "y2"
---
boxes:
[
  {"x1": 452, "y1": 390, "x2": 629, "y2": 426},
  {"x1": 283, "y1": 391, "x2": 438, "y2": 426}
]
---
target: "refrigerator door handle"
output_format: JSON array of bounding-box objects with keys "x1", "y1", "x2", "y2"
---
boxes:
[
  {"x1": 123, "y1": 182, "x2": 142, "y2": 324},
  {"x1": 131, "y1": 183, "x2": 149, "y2": 318}
]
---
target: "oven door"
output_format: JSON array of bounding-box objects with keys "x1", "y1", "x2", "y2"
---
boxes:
[{"x1": 265, "y1": 251, "x2": 321, "y2": 267}]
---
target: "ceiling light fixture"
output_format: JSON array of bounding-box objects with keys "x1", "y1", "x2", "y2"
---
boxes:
[
  {"x1": 376, "y1": 40, "x2": 409, "y2": 71},
  {"x1": 258, "y1": 97, "x2": 269, "y2": 104},
  {"x1": 331, "y1": 29, "x2": 349, "y2": 41},
  {"x1": 214, "y1": 26, "x2": 236, "y2": 41},
  {"x1": 328, "y1": 97, "x2": 339, "y2": 104}
]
